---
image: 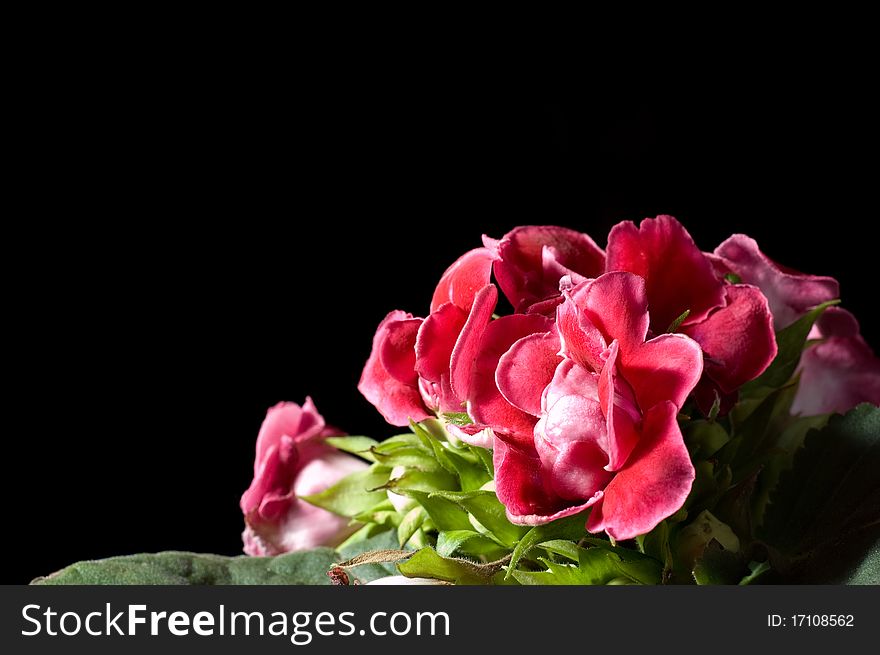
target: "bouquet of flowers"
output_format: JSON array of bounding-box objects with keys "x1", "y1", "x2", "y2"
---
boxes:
[{"x1": 36, "y1": 217, "x2": 879, "y2": 586}]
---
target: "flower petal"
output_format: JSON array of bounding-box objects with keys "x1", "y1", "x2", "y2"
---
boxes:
[
  {"x1": 495, "y1": 437, "x2": 602, "y2": 526},
  {"x1": 571, "y1": 272, "x2": 650, "y2": 355},
  {"x1": 468, "y1": 313, "x2": 553, "y2": 444},
  {"x1": 682, "y1": 284, "x2": 777, "y2": 393},
  {"x1": 621, "y1": 333, "x2": 705, "y2": 410},
  {"x1": 587, "y1": 401, "x2": 695, "y2": 541},
  {"x1": 556, "y1": 291, "x2": 607, "y2": 371},
  {"x1": 715, "y1": 234, "x2": 839, "y2": 329},
  {"x1": 607, "y1": 216, "x2": 725, "y2": 331},
  {"x1": 598, "y1": 341, "x2": 641, "y2": 471},
  {"x1": 415, "y1": 303, "x2": 467, "y2": 383},
  {"x1": 792, "y1": 309, "x2": 880, "y2": 415},
  {"x1": 450, "y1": 284, "x2": 498, "y2": 400},
  {"x1": 379, "y1": 318, "x2": 422, "y2": 384},
  {"x1": 494, "y1": 225, "x2": 605, "y2": 312},
  {"x1": 431, "y1": 247, "x2": 497, "y2": 313},
  {"x1": 496, "y1": 330, "x2": 562, "y2": 417},
  {"x1": 359, "y1": 311, "x2": 431, "y2": 427}
]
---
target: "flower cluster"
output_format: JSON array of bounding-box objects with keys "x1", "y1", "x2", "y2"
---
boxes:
[
  {"x1": 239, "y1": 216, "x2": 879, "y2": 581},
  {"x1": 356, "y1": 217, "x2": 878, "y2": 539}
]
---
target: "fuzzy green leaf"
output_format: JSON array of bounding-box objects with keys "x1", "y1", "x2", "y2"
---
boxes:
[
  {"x1": 32, "y1": 549, "x2": 339, "y2": 585},
  {"x1": 324, "y1": 436, "x2": 379, "y2": 462},
  {"x1": 507, "y1": 513, "x2": 587, "y2": 578},
  {"x1": 397, "y1": 548, "x2": 505, "y2": 585}
]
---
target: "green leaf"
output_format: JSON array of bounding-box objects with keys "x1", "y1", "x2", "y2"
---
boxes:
[
  {"x1": 507, "y1": 513, "x2": 587, "y2": 578},
  {"x1": 512, "y1": 558, "x2": 594, "y2": 585},
  {"x1": 540, "y1": 539, "x2": 582, "y2": 561},
  {"x1": 760, "y1": 404, "x2": 880, "y2": 583},
  {"x1": 739, "y1": 561, "x2": 771, "y2": 585},
  {"x1": 32, "y1": 549, "x2": 340, "y2": 585},
  {"x1": 405, "y1": 490, "x2": 473, "y2": 532},
  {"x1": 692, "y1": 542, "x2": 748, "y2": 585},
  {"x1": 436, "y1": 530, "x2": 505, "y2": 558},
  {"x1": 300, "y1": 466, "x2": 390, "y2": 517},
  {"x1": 685, "y1": 420, "x2": 730, "y2": 459},
  {"x1": 397, "y1": 548, "x2": 507, "y2": 585},
  {"x1": 386, "y1": 469, "x2": 459, "y2": 495},
  {"x1": 741, "y1": 299, "x2": 839, "y2": 394},
  {"x1": 730, "y1": 382, "x2": 798, "y2": 481},
  {"x1": 430, "y1": 490, "x2": 527, "y2": 547},
  {"x1": 371, "y1": 446, "x2": 442, "y2": 472},
  {"x1": 372, "y1": 434, "x2": 424, "y2": 453},
  {"x1": 397, "y1": 506, "x2": 425, "y2": 547},
  {"x1": 324, "y1": 436, "x2": 379, "y2": 462},
  {"x1": 471, "y1": 445, "x2": 495, "y2": 477}
]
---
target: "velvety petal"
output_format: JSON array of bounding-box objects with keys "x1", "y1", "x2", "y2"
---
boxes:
[
  {"x1": 495, "y1": 436, "x2": 603, "y2": 526},
  {"x1": 607, "y1": 216, "x2": 725, "y2": 331},
  {"x1": 621, "y1": 333, "x2": 705, "y2": 410},
  {"x1": 430, "y1": 247, "x2": 497, "y2": 313},
  {"x1": 556, "y1": 291, "x2": 607, "y2": 371},
  {"x1": 468, "y1": 313, "x2": 553, "y2": 444},
  {"x1": 587, "y1": 401, "x2": 695, "y2": 541},
  {"x1": 715, "y1": 234, "x2": 839, "y2": 329},
  {"x1": 682, "y1": 284, "x2": 777, "y2": 393},
  {"x1": 450, "y1": 284, "x2": 498, "y2": 400},
  {"x1": 359, "y1": 311, "x2": 432, "y2": 427},
  {"x1": 415, "y1": 303, "x2": 467, "y2": 383},
  {"x1": 792, "y1": 309, "x2": 880, "y2": 415},
  {"x1": 571, "y1": 272, "x2": 650, "y2": 356},
  {"x1": 496, "y1": 330, "x2": 562, "y2": 417},
  {"x1": 598, "y1": 341, "x2": 641, "y2": 471},
  {"x1": 379, "y1": 317, "x2": 422, "y2": 384},
  {"x1": 494, "y1": 225, "x2": 605, "y2": 312}
]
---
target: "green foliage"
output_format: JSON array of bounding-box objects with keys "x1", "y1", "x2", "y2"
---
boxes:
[{"x1": 33, "y1": 549, "x2": 340, "y2": 585}]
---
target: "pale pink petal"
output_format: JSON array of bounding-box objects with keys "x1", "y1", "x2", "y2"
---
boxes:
[
  {"x1": 792, "y1": 309, "x2": 880, "y2": 415},
  {"x1": 496, "y1": 331, "x2": 562, "y2": 417},
  {"x1": 682, "y1": 285, "x2": 777, "y2": 393},
  {"x1": 587, "y1": 401, "x2": 695, "y2": 541},
  {"x1": 607, "y1": 216, "x2": 725, "y2": 331},
  {"x1": 715, "y1": 234, "x2": 839, "y2": 329},
  {"x1": 431, "y1": 247, "x2": 497, "y2": 313},
  {"x1": 446, "y1": 422, "x2": 495, "y2": 449}
]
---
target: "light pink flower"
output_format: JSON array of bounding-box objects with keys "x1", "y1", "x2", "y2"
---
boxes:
[
  {"x1": 792, "y1": 308, "x2": 880, "y2": 415},
  {"x1": 240, "y1": 399, "x2": 367, "y2": 555}
]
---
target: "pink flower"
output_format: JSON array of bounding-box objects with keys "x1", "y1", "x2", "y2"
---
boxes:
[
  {"x1": 713, "y1": 234, "x2": 879, "y2": 415},
  {"x1": 493, "y1": 226, "x2": 606, "y2": 313},
  {"x1": 606, "y1": 216, "x2": 777, "y2": 407},
  {"x1": 791, "y1": 308, "x2": 880, "y2": 415},
  {"x1": 359, "y1": 310, "x2": 432, "y2": 427},
  {"x1": 361, "y1": 247, "x2": 498, "y2": 425},
  {"x1": 240, "y1": 399, "x2": 367, "y2": 555},
  {"x1": 474, "y1": 272, "x2": 703, "y2": 540},
  {"x1": 714, "y1": 234, "x2": 839, "y2": 330}
]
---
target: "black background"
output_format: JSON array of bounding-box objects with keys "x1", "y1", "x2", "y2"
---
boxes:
[{"x1": 7, "y1": 78, "x2": 878, "y2": 583}]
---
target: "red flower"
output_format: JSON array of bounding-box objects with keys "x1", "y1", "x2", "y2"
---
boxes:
[{"x1": 474, "y1": 272, "x2": 702, "y2": 539}]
